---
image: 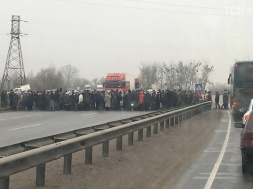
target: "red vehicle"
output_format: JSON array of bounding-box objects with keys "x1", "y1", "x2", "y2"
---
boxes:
[
  {"x1": 235, "y1": 112, "x2": 253, "y2": 173},
  {"x1": 103, "y1": 73, "x2": 140, "y2": 92}
]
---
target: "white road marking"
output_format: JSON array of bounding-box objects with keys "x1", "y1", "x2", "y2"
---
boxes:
[
  {"x1": 203, "y1": 150, "x2": 234, "y2": 153},
  {"x1": 203, "y1": 150, "x2": 221, "y2": 152},
  {"x1": 194, "y1": 176, "x2": 236, "y2": 180},
  {"x1": 199, "y1": 172, "x2": 231, "y2": 175},
  {"x1": 215, "y1": 130, "x2": 229, "y2": 132},
  {"x1": 82, "y1": 113, "x2": 97, "y2": 117},
  {"x1": 203, "y1": 110, "x2": 231, "y2": 189},
  {"x1": 0, "y1": 113, "x2": 47, "y2": 121},
  {"x1": 9, "y1": 124, "x2": 41, "y2": 131}
]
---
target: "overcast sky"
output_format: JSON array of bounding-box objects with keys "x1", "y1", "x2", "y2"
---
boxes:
[{"x1": 1, "y1": 0, "x2": 253, "y2": 85}]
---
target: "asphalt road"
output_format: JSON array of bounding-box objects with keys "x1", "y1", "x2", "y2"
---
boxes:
[
  {"x1": 8, "y1": 104, "x2": 252, "y2": 189},
  {"x1": 171, "y1": 110, "x2": 253, "y2": 189},
  {"x1": 0, "y1": 110, "x2": 150, "y2": 148}
]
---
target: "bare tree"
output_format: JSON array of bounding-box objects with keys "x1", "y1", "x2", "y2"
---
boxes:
[
  {"x1": 60, "y1": 64, "x2": 79, "y2": 89},
  {"x1": 201, "y1": 63, "x2": 214, "y2": 83},
  {"x1": 148, "y1": 61, "x2": 212, "y2": 91},
  {"x1": 30, "y1": 65, "x2": 64, "y2": 91},
  {"x1": 72, "y1": 77, "x2": 90, "y2": 90},
  {"x1": 139, "y1": 62, "x2": 159, "y2": 90}
]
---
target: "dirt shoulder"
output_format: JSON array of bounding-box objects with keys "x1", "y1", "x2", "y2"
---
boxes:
[{"x1": 10, "y1": 109, "x2": 222, "y2": 189}]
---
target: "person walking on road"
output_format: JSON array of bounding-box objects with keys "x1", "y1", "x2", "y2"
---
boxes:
[
  {"x1": 221, "y1": 90, "x2": 229, "y2": 109},
  {"x1": 215, "y1": 91, "x2": 220, "y2": 109}
]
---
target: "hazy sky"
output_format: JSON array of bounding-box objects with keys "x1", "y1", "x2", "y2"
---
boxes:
[{"x1": 1, "y1": 0, "x2": 253, "y2": 84}]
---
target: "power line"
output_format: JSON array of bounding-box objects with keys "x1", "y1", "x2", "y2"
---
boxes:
[
  {"x1": 53, "y1": 0, "x2": 253, "y2": 18},
  {"x1": 26, "y1": 34, "x2": 236, "y2": 53},
  {"x1": 121, "y1": 0, "x2": 227, "y2": 11},
  {"x1": 19, "y1": 0, "x2": 253, "y2": 31}
]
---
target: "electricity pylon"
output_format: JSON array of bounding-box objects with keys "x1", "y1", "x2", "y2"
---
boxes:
[{"x1": 1, "y1": 15, "x2": 26, "y2": 91}]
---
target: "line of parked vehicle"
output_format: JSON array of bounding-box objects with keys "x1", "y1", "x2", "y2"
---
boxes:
[{"x1": 234, "y1": 99, "x2": 253, "y2": 174}]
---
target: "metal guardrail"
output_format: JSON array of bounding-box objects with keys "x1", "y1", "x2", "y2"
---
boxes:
[{"x1": 0, "y1": 101, "x2": 211, "y2": 189}]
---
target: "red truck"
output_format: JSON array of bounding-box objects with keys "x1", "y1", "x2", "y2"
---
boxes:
[{"x1": 104, "y1": 73, "x2": 140, "y2": 92}]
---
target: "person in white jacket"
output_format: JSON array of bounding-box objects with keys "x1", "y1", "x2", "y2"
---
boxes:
[{"x1": 78, "y1": 93, "x2": 83, "y2": 110}]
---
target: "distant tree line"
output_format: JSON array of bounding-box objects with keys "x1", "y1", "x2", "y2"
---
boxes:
[
  {"x1": 26, "y1": 64, "x2": 104, "y2": 91},
  {"x1": 139, "y1": 61, "x2": 214, "y2": 90},
  {"x1": 3, "y1": 61, "x2": 215, "y2": 92}
]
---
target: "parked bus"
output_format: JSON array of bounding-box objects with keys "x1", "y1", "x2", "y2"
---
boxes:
[{"x1": 228, "y1": 61, "x2": 253, "y2": 118}]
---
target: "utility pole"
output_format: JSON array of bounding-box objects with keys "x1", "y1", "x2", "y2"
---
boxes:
[{"x1": 1, "y1": 15, "x2": 26, "y2": 91}]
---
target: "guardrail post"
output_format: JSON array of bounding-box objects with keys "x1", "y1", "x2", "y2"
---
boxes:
[
  {"x1": 138, "y1": 129, "x2": 143, "y2": 141},
  {"x1": 154, "y1": 123, "x2": 158, "y2": 134},
  {"x1": 36, "y1": 163, "x2": 46, "y2": 186},
  {"x1": 165, "y1": 119, "x2": 170, "y2": 129},
  {"x1": 191, "y1": 110, "x2": 194, "y2": 117},
  {"x1": 85, "y1": 146, "x2": 93, "y2": 164},
  {"x1": 171, "y1": 117, "x2": 174, "y2": 126},
  {"x1": 102, "y1": 141, "x2": 109, "y2": 157},
  {"x1": 0, "y1": 177, "x2": 9, "y2": 189},
  {"x1": 128, "y1": 132, "x2": 134, "y2": 146},
  {"x1": 186, "y1": 112, "x2": 189, "y2": 119},
  {"x1": 117, "y1": 136, "x2": 123, "y2": 150},
  {"x1": 175, "y1": 116, "x2": 179, "y2": 124},
  {"x1": 160, "y1": 121, "x2": 164, "y2": 131},
  {"x1": 63, "y1": 154, "x2": 72, "y2": 174},
  {"x1": 179, "y1": 115, "x2": 182, "y2": 123},
  {"x1": 146, "y1": 126, "x2": 151, "y2": 137}
]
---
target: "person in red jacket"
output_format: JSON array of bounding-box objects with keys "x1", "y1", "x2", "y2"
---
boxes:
[
  {"x1": 206, "y1": 91, "x2": 212, "y2": 109},
  {"x1": 138, "y1": 90, "x2": 145, "y2": 110}
]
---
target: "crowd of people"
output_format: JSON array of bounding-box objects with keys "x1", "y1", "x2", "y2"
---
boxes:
[{"x1": 0, "y1": 88, "x2": 204, "y2": 111}]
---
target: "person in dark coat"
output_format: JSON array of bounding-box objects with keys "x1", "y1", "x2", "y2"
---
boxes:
[
  {"x1": 1, "y1": 91, "x2": 7, "y2": 108},
  {"x1": 9, "y1": 90, "x2": 14, "y2": 109},
  {"x1": 115, "y1": 90, "x2": 122, "y2": 110},
  {"x1": 12, "y1": 92, "x2": 19, "y2": 110},
  {"x1": 144, "y1": 91, "x2": 151, "y2": 110},
  {"x1": 97, "y1": 91, "x2": 104, "y2": 111},
  {"x1": 156, "y1": 90, "x2": 161, "y2": 110},
  {"x1": 123, "y1": 91, "x2": 129, "y2": 110},
  {"x1": 26, "y1": 91, "x2": 34, "y2": 110},
  {"x1": 54, "y1": 90, "x2": 61, "y2": 111},
  {"x1": 215, "y1": 91, "x2": 220, "y2": 109},
  {"x1": 150, "y1": 91, "x2": 157, "y2": 110},
  {"x1": 49, "y1": 91, "x2": 55, "y2": 111}
]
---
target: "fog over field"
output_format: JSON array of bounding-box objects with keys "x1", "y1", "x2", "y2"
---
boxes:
[{"x1": 1, "y1": 0, "x2": 253, "y2": 84}]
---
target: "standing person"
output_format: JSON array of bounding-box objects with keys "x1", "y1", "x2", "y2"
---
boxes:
[
  {"x1": 78, "y1": 92, "x2": 83, "y2": 111},
  {"x1": 177, "y1": 89, "x2": 183, "y2": 107},
  {"x1": 206, "y1": 90, "x2": 212, "y2": 109},
  {"x1": 221, "y1": 90, "x2": 229, "y2": 109},
  {"x1": 156, "y1": 90, "x2": 162, "y2": 110},
  {"x1": 123, "y1": 91, "x2": 129, "y2": 110},
  {"x1": 104, "y1": 90, "x2": 111, "y2": 111},
  {"x1": 144, "y1": 91, "x2": 151, "y2": 110},
  {"x1": 54, "y1": 89, "x2": 61, "y2": 111},
  {"x1": 1, "y1": 90, "x2": 7, "y2": 108},
  {"x1": 215, "y1": 91, "x2": 220, "y2": 109},
  {"x1": 49, "y1": 91, "x2": 55, "y2": 111},
  {"x1": 26, "y1": 91, "x2": 34, "y2": 110},
  {"x1": 9, "y1": 89, "x2": 14, "y2": 109},
  {"x1": 150, "y1": 91, "x2": 157, "y2": 110},
  {"x1": 12, "y1": 92, "x2": 19, "y2": 110},
  {"x1": 138, "y1": 90, "x2": 145, "y2": 110},
  {"x1": 97, "y1": 91, "x2": 104, "y2": 111}
]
